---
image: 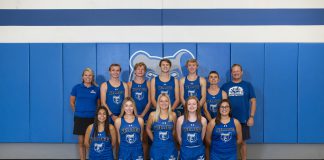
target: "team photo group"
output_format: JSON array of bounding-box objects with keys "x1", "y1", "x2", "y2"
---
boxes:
[{"x1": 70, "y1": 58, "x2": 256, "y2": 160}]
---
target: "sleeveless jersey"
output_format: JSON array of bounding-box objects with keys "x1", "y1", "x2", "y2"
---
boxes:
[
  {"x1": 119, "y1": 117, "x2": 142, "y2": 147},
  {"x1": 181, "y1": 119, "x2": 203, "y2": 148},
  {"x1": 206, "y1": 89, "x2": 222, "y2": 118},
  {"x1": 184, "y1": 76, "x2": 201, "y2": 101},
  {"x1": 106, "y1": 81, "x2": 125, "y2": 115},
  {"x1": 155, "y1": 76, "x2": 175, "y2": 105},
  {"x1": 152, "y1": 116, "x2": 175, "y2": 146},
  {"x1": 89, "y1": 127, "x2": 113, "y2": 160},
  {"x1": 211, "y1": 118, "x2": 237, "y2": 160},
  {"x1": 131, "y1": 80, "x2": 148, "y2": 115}
]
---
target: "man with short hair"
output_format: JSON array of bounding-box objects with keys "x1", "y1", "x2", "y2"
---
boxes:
[{"x1": 221, "y1": 64, "x2": 256, "y2": 160}]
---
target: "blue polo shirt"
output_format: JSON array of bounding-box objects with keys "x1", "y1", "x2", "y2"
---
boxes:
[
  {"x1": 221, "y1": 81, "x2": 255, "y2": 123},
  {"x1": 71, "y1": 83, "x2": 100, "y2": 118}
]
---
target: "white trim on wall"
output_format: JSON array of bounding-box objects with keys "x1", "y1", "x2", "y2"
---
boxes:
[{"x1": 1, "y1": 26, "x2": 324, "y2": 43}]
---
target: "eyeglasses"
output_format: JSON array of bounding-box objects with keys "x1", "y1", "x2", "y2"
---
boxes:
[{"x1": 220, "y1": 105, "x2": 230, "y2": 109}]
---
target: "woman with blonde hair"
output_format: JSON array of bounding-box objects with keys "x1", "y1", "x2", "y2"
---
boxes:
[
  {"x1": 115, "y1": 97, "x2": 144, "y2": 160},
  {"x1": 146, "y1": 93, "x2": 178, "y2": 160},
  {"x1": 70, "y1": 67, "x2": 100, "y2": 160}
]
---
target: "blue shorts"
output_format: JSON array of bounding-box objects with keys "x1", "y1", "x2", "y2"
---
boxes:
[
  {"x1": 210, "y1": 147, "x2": 236, "y2": 160},
  {"x1": 118, "y1": 145, "x2": 143, "y2": 160},
  {"x1": 180, "y1": 145, "x2": 205, "y2": 160},
  {"x1": 150, "y1": 143, "x2": 178, "y2": 160}
]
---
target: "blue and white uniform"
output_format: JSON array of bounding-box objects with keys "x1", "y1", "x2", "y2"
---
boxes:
[
  {"x1": 118, "y1": 117, "x2": 143, "y2": 160},
  {"x1": 106, "y1": 81, "x2": 125, "y2": 116},
  {"x1": 71, "y1": 83, "x2": 100, "y2": 118},
  {"x1": 206, "y1": 90, "x2": 222, "y2": 119},
  {"x1": 210, "y1": 118, "x2": 237, "y2": 160},
  {"x1": 221, "y1": 81, "x2": 255, "y2": 124},
  {"x1": 155, "y1": 76, "x2": 176, "y2": 106},
  {"x1": 180, "y1": 119, "x2": 205, "y2": 160},
  {"x1": 131, "y1": 80, "x2": 149, "y2": 120},
  {"x1": 150, "y1": 116, "x2": 177, "y2": 160},
  {"x1": 184, "y1": 76, "x2": 201, "y2": 101},
  {"x1": 89, "y1": 127, "x2": 113, "y2": 160}
]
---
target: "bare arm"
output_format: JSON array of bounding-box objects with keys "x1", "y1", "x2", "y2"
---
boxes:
[
  {"x1": 222, "y1": 90, "x2": 228, "y2": 99},
  {"x1": 123, "y1": 82, "x2": 129, "y2": 97},
  {"x1": 206, "y1": 119, "x2": 215, "y2": 146},
  {"x1": 179, "y1": 78, "x2": 186, "y2": 106},
  {"x1": 172, "y1": 79, "x2": 180, "y2": 111},
  {"x1": 201, "y1": 117, "x2": 207, "y2": 140},
  {"x1": 141, "y1": 81, "x2": 152, "y2": 117},
  {"x1": 150, "y1": 78, "x2": 157, "y2": 108},
  {"x1": 203, "y1": 102, "x2": 212, "y2": 121},
  {"x1": 109, "y1": 124, "x2": 117, "y2": 147},
  {"x1": 138, "y1": 117, "x2": 144, "y2": 142},
  {"x1": 176, "y1": 116, "x2": 184, "y2": 145},
  {"x1": 234, "y1": 118, "x2": 243, "y2": 145},
  {"x1": 247, "y1": 98, "x2": 256, "y2": 126},
  {"x1": 70, "y1": 96, "x2": 76, "y2": 112},
  {"x1": 114, "y1": 118, "x2": 121, "y2": 144},
  {"x1": 146, "y1": 112, "x2": 155, "y2": 141},
  {"x1": 84, "y1": 124, "x2": 93, "y2": 148},
  {"x1": 127, "y1": 81, "x2": 132, "y2": 97},
  {"x1": 199, "y1": 77, "x2": 207, "y2": 107},
  {"x1": 100, "y1": 83, "x2": 113, "y2": 115}
]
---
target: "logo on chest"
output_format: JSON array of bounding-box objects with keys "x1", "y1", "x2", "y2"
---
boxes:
[{"x1": 126, "y1": 133, "x2": 137, "y2": 144}]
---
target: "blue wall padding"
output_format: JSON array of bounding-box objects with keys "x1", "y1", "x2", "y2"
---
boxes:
[
  {"x1": 1, "y1": 43, "x2": 324, "y2": 143},
  {"x1": 62, "y1": 44, "x2": 97, "y2": 142},
  {"x1": 30, "y1": 44, "x2": 63, "y2": 142},
  {"x1": 264, "y1": 44, "x2": 298, "y2": 143},
  {"x1": 0, "y1": 44, "x2": 30, "y2": 142},
  {"x1": 231, "y1": 43, "x2": 265, "y2": 143},
  {"x1": 298, "y1": 44, "x2": 324, "y2": 143},
  {"x1": 197, "y1": 43, "x2": 230, "y2": 86},
  {"x1": 97, "y1": 44, "x2": 130, "y2": 85}
]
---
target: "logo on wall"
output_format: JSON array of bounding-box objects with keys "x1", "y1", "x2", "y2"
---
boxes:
[{"x1": 128, "y1": 49, "x2": 195, "y2": 81}]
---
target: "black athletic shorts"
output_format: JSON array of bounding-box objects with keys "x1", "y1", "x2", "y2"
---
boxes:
[
  {"x1": 241, "y1": 123, "x2": 251, "y2": 140},
  {"x1": 73, "y1": 116, "x2": 94, "y2": 135}
]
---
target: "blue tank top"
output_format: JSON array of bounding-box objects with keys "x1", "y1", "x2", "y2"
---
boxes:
[
  {"x1": 181, "y1": 119, "x2": 203, "y2": 147},
  {"x1": 206, "y1": 89, "x2": 223, "y2": 118},
  {"x1": 119, "y1": 117, "x2": 142, "y2": 147},
  {"x1": 89, "y1": 127, "x2": 113, "y2": 160},
  {"x1": 152, "y1": 116, "x2": 175, "y2": 146},
  {"x1": 106, "y1": 81, "x2": 125, "y2": 115},
  {"x1": 131, "y1": 80, "x2": 148, "y2": 114},
  {"x1": 212, "y1": 118, "x2": 237, "y2": 152},
  {"x1": 155, "y1": 76, "x2": 175, "y2": 105},
  {"x1": 184, "y1": 76, "x2": 201, "y2": 100}
]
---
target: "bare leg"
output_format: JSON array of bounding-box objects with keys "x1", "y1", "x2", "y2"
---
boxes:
[
  {"x1": 142, "y1": 130, "x2": 149, "y2": 160},
  {"x1": 240, "y1": 141, "x2": 247, "y2": 160},
  {"x1": 78, "y1": 135, "x2": 86, "y2": 160}
]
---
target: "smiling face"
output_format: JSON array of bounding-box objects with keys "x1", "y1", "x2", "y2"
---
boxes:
[
  {"x1": 82, "y1": 70, "x2": 93, "y2": 84},
  {"x1": 187, "y1": 62, "x2": 198, "y2": 74},
  {"x1": 124, "y1": 100, "x2": 135, "y2": 115},
  {"x1": 187, "y1": 98, "x2": 198, "y2": 113},
  {"x1": 160, "y1": 60, "x2": 171, "y2": 73},
  {"x1": 109, "y1": 66, "x2": 121, "y2": 79},
  {"x1": 97, "y1": 109, "x2": 107, "y2": 123},
  {"x1": 158, "y1": 95, "x2": 170, "y2": 111},
  {"x1": 218, "y1": 101, "x2": 231, "y2": 116},
  {"x1": 208, "y1": 72, "x2": 220, "y2": 85},
  {"x1": 231, "y1": 65, "x2": 243, "y2": 81}
]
